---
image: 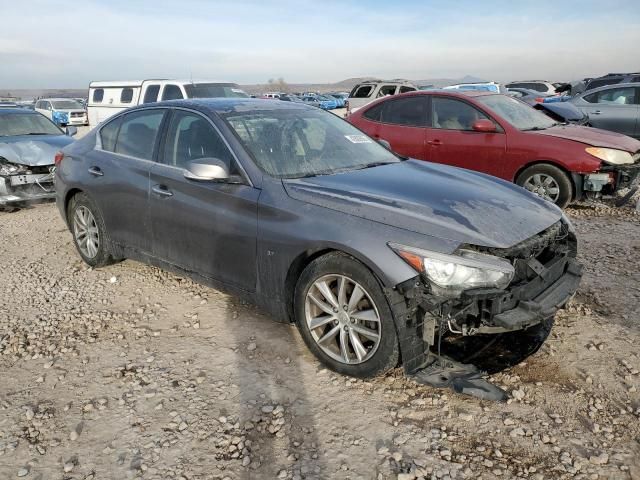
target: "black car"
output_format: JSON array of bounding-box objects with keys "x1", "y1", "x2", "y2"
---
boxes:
[{"x1": 55, "y1": 99, "x2": 581, "y2": 395}]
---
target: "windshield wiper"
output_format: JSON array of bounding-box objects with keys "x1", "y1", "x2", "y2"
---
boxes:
[
  {"x1": 23, "y1": 132, "x2": 52, "y2": 135},
  {"x1": 356, "y1": 161, "x2": 397, "y2": 170},
  {"x1": 521, "y1": 126, "x2": 547, "y2": 131}
]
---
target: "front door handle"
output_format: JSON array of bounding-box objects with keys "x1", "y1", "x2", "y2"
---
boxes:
[
  {"x1": 152, "y1": 184, "x2": 173, "y2": 197},
  {"x1": 88, "y1": 166, "x2": 103, "y2": 177},
  {"x1": 427, "y1": 139, "x2": 443, "y2": 146},
  {"x1": 591, "y1": 110, "x2": 601, "y2": 115}
]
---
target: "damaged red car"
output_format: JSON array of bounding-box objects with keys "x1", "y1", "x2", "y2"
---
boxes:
[{"x1": 348, "y1": 91, "x2": 640, "y2": 208}]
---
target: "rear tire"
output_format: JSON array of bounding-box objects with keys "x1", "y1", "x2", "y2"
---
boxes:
[
  {"x1": 294, "y1": 252, "x2": 399, "y2": 378},
  {"x1": 67, "y1": 192, "x2": 115, "y2": 268},
  {"x1": 516, "y1": 164, "x2": 573, "y2": 208}
]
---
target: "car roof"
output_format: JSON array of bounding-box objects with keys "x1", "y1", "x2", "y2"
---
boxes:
[
  {"x1": 583, "y1": 82, "x2": 640, "y2": 93},
  {"x1": 400, "y1": 89, "x2": 496, "y2": 98},
  {"x1": 38, "y1": 98, "x2": 82, "y2": 101},
  {"x1": 130, "y1": 98, "x2": 315, "y2": 114}
]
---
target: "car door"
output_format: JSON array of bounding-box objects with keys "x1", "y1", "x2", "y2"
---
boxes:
[
  {"x1": 370, "y1": 96, "x2": 429, "y2": 159},
  {"x1": 580, "y1": 86, "x2": 639, "y2": 137},
  {"x1": 149, "y1": 109, "x2": 259, "y2": 291},
  {"x1": 425, "y1": 96, "x2": 507, "y2": 178},
  {"x1": 84, "y1": 108, "x2": 167, "y2": 253}
]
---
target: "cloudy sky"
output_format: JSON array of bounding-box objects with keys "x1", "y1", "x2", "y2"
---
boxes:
[{"x1": 1, "y1": 0, "x2": 639, "y2": 88}]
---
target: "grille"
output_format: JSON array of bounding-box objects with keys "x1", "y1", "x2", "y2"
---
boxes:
[{"x1": 70, "y1": 112, "x2": 84, "y2": 117}]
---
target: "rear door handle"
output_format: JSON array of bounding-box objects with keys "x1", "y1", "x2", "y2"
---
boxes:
[
  {"x1": 88, "y1": 166, "x2": 103, "y2": 177},
  {"x1": 591, "y1": 110, "x2": 601, "y2": 115},
  {"x1": 427, "y1": 139, "x2": 443, "y2": 146},
  {"x1": 152, "y1": 184, "x2": 173, "y2": 197}
]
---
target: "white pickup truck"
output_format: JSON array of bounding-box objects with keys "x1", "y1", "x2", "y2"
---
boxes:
[{"x1": 87, "y1": 79, "x2": 249, "y2": 127}]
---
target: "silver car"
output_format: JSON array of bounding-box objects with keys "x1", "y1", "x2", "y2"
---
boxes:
[{"x1": 570, "y1": 83, "x2": 640, "y2": 139}]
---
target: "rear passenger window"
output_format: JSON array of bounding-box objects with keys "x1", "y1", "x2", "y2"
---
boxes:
[
  {"x1": 143, "y1": 85, "x2": 160, "y2": 104},
  {"x1": 161, "y1": 85, "x2": 184, "y2": 101},
  {"x1": 120, "y1": 88, "x2": 134, "y2": 103},
  {"x1": 351, "y1": 85, "x2": 373, "y2": 98},
  {"x1": 100, "y1": 116, "x2": 122, "y2": 152},
  {"x1": 363, "y1": 103, "x2": 384, "y2": 122},
  {"x1": 92, "y1": 89, "x2": 104, "y2": 103},
  {"x1": 377, "y1": 85, "x2": 397, "y2": 97},
  {"x1": 380, "y1": 97, "x2": 427, "y2": 126},
  {"x1": 114, "y1": 110, "x2": 165, "y2": 160}
]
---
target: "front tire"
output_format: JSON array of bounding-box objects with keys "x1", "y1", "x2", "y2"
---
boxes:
[
  {"x1": 516, "y1": 164, "x2": 573, "y2": 208},
  {"x1": 294, "y1": 252, "x2": 399, "y2": 378},
  {"x1": 67, "y1": 192, "x2": 115, "y2": 267}
]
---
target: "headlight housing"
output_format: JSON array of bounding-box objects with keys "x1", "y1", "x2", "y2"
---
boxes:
[
  {"x1": 0, "y1": 157, "x2": 27, "y2": 176},
  {"x1": 585, "y1": 147, "x2": 634, "y2": 165},
  {"x1": 389, "y1": 243, "x2": 515, "y2": 296}
]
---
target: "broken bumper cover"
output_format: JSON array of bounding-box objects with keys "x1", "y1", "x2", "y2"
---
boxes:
[
  {"x1": 474, "y1": 257, "x2": 582, "y2": 331},
  {"x1": 0, "y1": 174, "x2": 56, "y2": 205}
]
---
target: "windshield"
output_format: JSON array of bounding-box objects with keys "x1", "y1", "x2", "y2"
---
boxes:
[
  {"x1": 477, "y1": 94, "x2": 556, "y2": 130},
  {"x1": 0, "y1": 113, "x2": 62, "y2": 136},
  {"x1": 51, "y1": 100, "x2": 84, "y2": 110},
  {"x1": 184, "y1": 83, "x2": 249, "y2": 98},
  {"x1": 222, "y1": 108, "x2": 399, "y2": 178}
]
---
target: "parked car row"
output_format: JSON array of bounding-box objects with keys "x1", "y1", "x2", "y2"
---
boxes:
[{"x1": 259, "y1": 92, "x2": 348, "y2": 110}]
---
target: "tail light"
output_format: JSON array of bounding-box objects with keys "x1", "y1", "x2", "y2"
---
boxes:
[{"x1": 54, "y1": 151, "x2": 65, "y2": 167}]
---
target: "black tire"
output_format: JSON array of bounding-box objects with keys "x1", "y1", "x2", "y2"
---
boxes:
[
  {"x1": 67, "y1": 192, "x2": 115, "y2": 268},
  {"x1": 516, "y1": 163, "x2": 573, "y2": 208},
  {"x1": 294, "y1": 252, "x2": 399, "y2": 378}
]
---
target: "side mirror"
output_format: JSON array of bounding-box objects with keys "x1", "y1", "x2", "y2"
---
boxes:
[
  {"x1": 66, "y1": 126, "x2": 78, "y2": 137},
  {"x1": 184, "y1": 158, "x2": 230, "y2": 181},
  {"x1": 377, "y1": 139, "x2": 392, "y2": 150},
  {"x1": 472, "y1": 119, "x2": 497, "y2": 133}
]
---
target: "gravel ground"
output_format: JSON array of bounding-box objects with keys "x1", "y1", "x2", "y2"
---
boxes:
[{"x1": 1, "y1": 196, "x2": 639, "y2": 479}]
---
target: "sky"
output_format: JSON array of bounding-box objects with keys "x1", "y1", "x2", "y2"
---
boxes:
[{"x1": 1, "y1": 0, "x2": 639, "y2": 89}]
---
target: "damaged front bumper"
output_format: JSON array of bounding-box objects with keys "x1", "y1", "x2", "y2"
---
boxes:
[
  {"x1": 0, "y1": 170, "x2": 56, "y2": 206},
  {"x1": 575, "y1": 161, "x2": 640, "y2": 205},
  {"x1": 386, "y1": 221, "x2": 582, "y2": 400}
]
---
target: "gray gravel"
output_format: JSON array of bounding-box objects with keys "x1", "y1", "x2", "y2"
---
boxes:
[{"x1": 0, "y1": 201, "x2": 639, "y2": 479}]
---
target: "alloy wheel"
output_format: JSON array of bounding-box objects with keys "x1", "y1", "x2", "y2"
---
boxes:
[
  {"x1": 523, "y1": 173, "x2": 560, "y2": 202},
  {"x1": 73, "y1": 206, "x2": 100, "y2": 259},
  {"x1": 304, "y1": 274, "x2": 381, "y2": 365}
]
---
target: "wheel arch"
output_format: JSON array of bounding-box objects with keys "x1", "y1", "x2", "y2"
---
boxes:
[
  {"x1": 63, "y1": 188, "x2": 84, "y2": 225},
  {"x1": 283, "y1": 246, "x2": 389, "y2": 323},
  {"x1": 513, "y1": 160, "x2": 577, "y2": 201}
]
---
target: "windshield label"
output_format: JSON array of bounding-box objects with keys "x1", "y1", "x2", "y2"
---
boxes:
[{"x1": 344, "y1": 134, "x2": 372, "y2": 144}]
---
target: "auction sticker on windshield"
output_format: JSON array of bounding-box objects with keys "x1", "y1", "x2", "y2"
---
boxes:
[{"x1": 345, "y1": 134, "x2": 372, "y2": 144}]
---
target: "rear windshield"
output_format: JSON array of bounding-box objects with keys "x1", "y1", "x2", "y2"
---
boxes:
[{"x1": 184, "y1": 83, "x2": 249, "y2": 98}]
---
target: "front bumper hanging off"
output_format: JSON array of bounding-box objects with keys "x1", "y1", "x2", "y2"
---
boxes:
[{"x1": 385, "y1": 228, "x2": 583, "y2": 401}]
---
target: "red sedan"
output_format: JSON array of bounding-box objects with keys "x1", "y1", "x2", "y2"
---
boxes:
[{"x1": 348, "y1": 90, "x2": 640, "y2": 207}]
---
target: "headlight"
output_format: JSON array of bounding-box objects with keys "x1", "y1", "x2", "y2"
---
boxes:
[
  {"x1": 389, "y1": 243, "x2": 515, "y2": 295},
  {"x1": 585, "y1": 147, "x2": 633, "y2": 165},
  {"x1": 0, "y1": 157, "x2": 27, "y2": 176},
  {"x1": 52, "y1": 111, "x2": 69, "y2": 124}
]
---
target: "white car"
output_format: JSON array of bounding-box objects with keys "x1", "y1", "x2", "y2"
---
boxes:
[
  {"x1": 346, "y1": 80, "x2": 417, "y2": 114},
  {"x1": 34, "y1": 98, "x2": 88, "y2": 127},
  {"x1": 87, "y1": 79, "x2": 249, "y2": 127},
  {"x1": 505, "y1": 80, "x2": 558, "y2": 95}
]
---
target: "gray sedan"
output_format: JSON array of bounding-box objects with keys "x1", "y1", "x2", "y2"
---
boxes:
[
  {"x1": 571, "y1": 83, "x2": 640, "y2": 139},
  {"x1": 0, "y1": 108, "x2": 76, "y2": 209},
  {"x1": 55, "y1": 99, "x2": 581, "y2": 397}
]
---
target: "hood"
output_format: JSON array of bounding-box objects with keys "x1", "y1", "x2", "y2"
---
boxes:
[
  {"x1": 530, "y1": 124, "x2": 640, "y2": 152},
  {"x1": 283, "y1": 160, "x2": 562, "y2": 249},
  {"x1": 535, "y1": 102, "x2": 585, "y2": 121},
  {"x1": 0, "y1": 135, "x2": 74, "y2": 166}
]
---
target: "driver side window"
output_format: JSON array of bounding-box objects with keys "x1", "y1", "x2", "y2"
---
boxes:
[
  {"x1": 431, "y1": 97, "x2": 488, "y2": 131},
  {"x1": 163, "y1": 110, "x2": 239, "y2": 175}
]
